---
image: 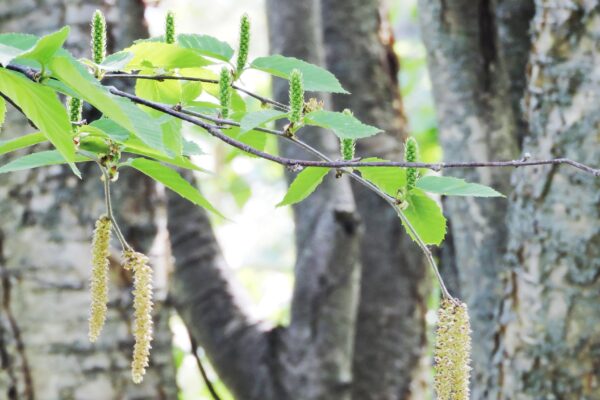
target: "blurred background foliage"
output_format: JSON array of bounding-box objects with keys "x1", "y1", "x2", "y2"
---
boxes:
[{"x1": 145, "y1": 0, "x2": 438, "y2": 398}]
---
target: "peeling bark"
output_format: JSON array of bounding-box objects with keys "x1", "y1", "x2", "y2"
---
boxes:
[
  {"x1": 418, "y1": 0, "x2": 526, "y2": 398},
  {"x1": 499, "y1": 3, "x2": 600, "y2": 398},
  {"x1": 0, "y1": 1, "x2": 176, "y2": 398}
]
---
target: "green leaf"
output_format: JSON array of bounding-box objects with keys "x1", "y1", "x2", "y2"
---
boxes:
[
  {"x1": 177, "y1": 34, "x2": 234, "y2": 61},
  {"x1": 180, "y1": 68, "x2": 246, "y2": 113},
  {"x1": 0, "y1": 96, "x2": 5, "y2": 129},
  {"x1": 0, "y1": 43, "x2": 24, "y2": 66},
  {"x1": 122, "y1": 42, "x2": 212, "y2": 70},
  {"x1": 0, "y1": 69, "x2": 75, "y2": 163},
  {"x1": 135, "y1": 72, "x2": 182, "y2": 106},
  {"x1": 126, "y1": 158, "x2": 220, "y2": 216},
  {"x1": 357, "y1": 157, "x2": 406, "y2": 197},
  {"x1": 16, "y1": 26, "x2": 70, "y2": 66},
  {"x1": 401, "y1": 189, "x2": 446, "y2": 246},
  {"x1": 0, "y1": 33, "x2": 38, "y2": 51},
  {"x1": 304, "y1": 110, "x2": 381, "y2": 139},
  {"x1": 182, "y1": 139, "x2": 204, "y2": 156},
  {"x1": 277, "y1": 167, "x2": 329, "y2": 207},
  {"x1": 416, "y1": 175, "x2": 505, "y2": 197},
  {"x1": 99, "y1": 51, "x2": 134, "y2": 71},
  {"x1": 84, "y1": 118, "x2": 203, "y2": 171},
  {"x1": 181, "y1": 80, "x2": 202, "y2": 104},
  {"x1": 240, "y1": 109, "x2": 286, "y2": 133},
  {"x1": 251, "y1": 55, "x2": 348, "y2": 93},
  {"x1": 0, "y1": 132, "x2": 46, "y2": 155},
  {"x1": 162, "y1": 117, "x2": 183, "y2": 156},
  {"x1": 0, "y1": 150, "x2": 89, "y2": 174},
  {"x1": 49, "y1": 56, "x2": 165, "y2": 152},
  {"x1": 87, "y1": 118, "x2": 130, "y2": 142}
]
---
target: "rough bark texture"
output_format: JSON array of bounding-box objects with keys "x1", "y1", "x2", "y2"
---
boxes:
[
  {"x1": 418, "y1": 1, "x2": 528, "y2": 397},
  {"x1": 498, "y1": 3, "x2": 600, "y2": 399},
  {"x1": 0, "y1": 1, "x2": 176, "y2": 399},
  {"x1": 320, "y1": 1, "x2": 429, "y2": 398},
  {"x1": 266, "y1": 1, "x2": 363, "y2": 399},
  {"x1": 167, "y1": 187, "x2": 275, "y2": 399}
]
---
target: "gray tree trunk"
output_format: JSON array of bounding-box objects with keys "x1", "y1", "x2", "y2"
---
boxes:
[
  {"x1": 499, "y1": 3, "x2": 600, "y2": 399},
  {"x1": 418, "y1": 1, "x2": 527, "y2": 397},
  {"x1": 420, "y1": 0, "x2": 599, "y2": 399},
  {"x1": 320, "y1": 1, "x2": 429, "y2": 398},
  {"x1": 0, "y1": 1, "x2": 176, "y2": 399}
]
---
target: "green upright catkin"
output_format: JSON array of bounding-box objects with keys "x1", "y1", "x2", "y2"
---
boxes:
[
  {"x1": 219, "y1": 67, "x2": 232, "y2": 119},
  {"x1": 405, "y1": 137, "x2": 419, "y2": 191},
  {"x1": 235, "y1": 14, "x2": 250, "y2": 79},
  {"x1": 341, "y1": 109, "x2": 356, "y2": 160},
  {"x1": 91, "y1": 10, "x2": 107, "y2": 64},
  {"x1": 341, "y1": 138, "x2": 356, "y2": 161},
  {"x1": 89, "y1": 215, "x2": 112, "y2": 343},
  {"x1": 165, "y1": 11, "x2": 175, "y2": 44},
  {"x1": 67, "y1": 96, "x2": 83, "y2": 127},
  {"x1": 434, "y1": 299, "x2": 472, "y2": 400},
  {"x1": 289, "y1": 69, "x2": 304, "y2": 124},
  {"x1": 123, "y1": 250, "x2": 154, "y2": 384}
]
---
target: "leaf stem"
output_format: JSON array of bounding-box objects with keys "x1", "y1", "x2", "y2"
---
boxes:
[{"x1": 99, "y1": 164, "x2": 130, "y2": 251}]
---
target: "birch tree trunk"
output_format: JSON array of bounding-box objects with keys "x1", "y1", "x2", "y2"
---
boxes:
[
  {"x1": 420, "y1": 0, "x2": 599, "y2": 398},
  {"x1": 418, "y1": 1, "x2": 527, "y2": 397},
  {"x1": 0, "y1": 1, "x2": 176, "y2": 399},
  {"x1": 499, "y1": 3, "x2": 600, "y2": 398}
]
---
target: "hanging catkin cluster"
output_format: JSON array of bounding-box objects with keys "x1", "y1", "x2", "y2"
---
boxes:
[
  {"x1": 85, "y1": 9, "x2": 155, "y2": 385},
  {"x1": 89, "y1": 215, "x2": 111, "y2": 342},
  {"x1": 123, "y1": 250, "x2": 154, "y2": 384},
  {"x1": 434, "y1": 299, "x2": 472, "y2": 400}
]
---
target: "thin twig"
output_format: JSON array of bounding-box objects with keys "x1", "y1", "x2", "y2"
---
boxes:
[
  {"x1": 108, "y1": 87, "x2": 600, "y2": 176},
  {"x1": 98, "y1": 164, "x2": 131, "y2": 251},
  {"x1": 0, "y1": 92, "x2": 38, "y2": 129},
  {"x1": 6, "y1": 64, "x2": 599, "y2": 176},
  {"x1": 188, "y1": 332, "x2": 223, "y2": 400},
  {"x1": 104, "y1": 72, "x2": 290, "y2": 111}
]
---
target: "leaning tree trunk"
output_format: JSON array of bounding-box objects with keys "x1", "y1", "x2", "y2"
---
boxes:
[
  {"x1": 320, "y1": 1, "x2": 429, "y2": 398},
  {"x1": 499, "y1": 3, "x2": 600, "y2": 399},
  {"x1": 418, "y1": 1, "x2": 530, "y2": 397},
  {"x1": 0, "y1": 1, "x2": 176, "y2": 399}
]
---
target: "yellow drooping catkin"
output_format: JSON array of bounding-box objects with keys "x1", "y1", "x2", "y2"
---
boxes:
[
  {"x1": 434, "y1": 299, "x2": 472, "y2": 400},
  {"x1": 89, "y1": 215, "x2": 112, "y2": 342},
  {"x1": 123, "y1": 250, "x2": 154, "y2": 384}
]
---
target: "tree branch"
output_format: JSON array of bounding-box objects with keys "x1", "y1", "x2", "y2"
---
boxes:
[
  {"x1": 5, "y1": 64, "x2": 599, "y2": 175},
  {"x1": 166, "y1": 183, "x2": 275, "y2": 399},
  {"x1": 112, "y1": 86, "x2": 600, "y2": 175},
  {"x1": 103, "y1": 72, "x2": 289, "y2": 111}
]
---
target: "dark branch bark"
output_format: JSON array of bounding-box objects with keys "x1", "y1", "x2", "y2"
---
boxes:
[
  {"x1": 320, "y1": 1, "x2": 428, "y2": 397},
  {"x1": 166, "y1": 185, "x2": 275, "y2": 399},
  {"x1": 266, "y1": 2, "x2": 363, "y2": 399}
]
